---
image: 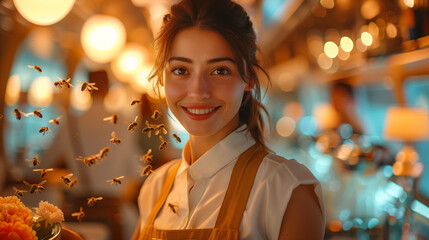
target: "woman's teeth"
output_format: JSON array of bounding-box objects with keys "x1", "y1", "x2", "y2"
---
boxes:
[{"x1": 186, "y1": 107, "x2": 217, "y2": 115}]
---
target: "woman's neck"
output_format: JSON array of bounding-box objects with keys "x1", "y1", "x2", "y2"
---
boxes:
[{"x1": 187, "y1": 117, "x2": 242, "y2": 165}]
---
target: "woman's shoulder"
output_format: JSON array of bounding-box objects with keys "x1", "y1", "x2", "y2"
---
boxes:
[{"x1": 258, "y1": 153, "x2": 319, "y2": 186}]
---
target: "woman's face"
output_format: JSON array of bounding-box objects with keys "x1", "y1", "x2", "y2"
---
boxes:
[{"x1": 164, "y1": 27, "x2": 248, "y2": 138}]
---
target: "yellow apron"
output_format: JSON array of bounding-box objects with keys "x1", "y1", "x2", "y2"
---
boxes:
[{"x1": 139, "y1": 144, "x2": 268, "y2": 240}]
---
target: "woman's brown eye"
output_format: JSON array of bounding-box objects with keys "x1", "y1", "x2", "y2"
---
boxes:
[
  {"x1": 172, "y1": 68, "x2": 187, "y2": 75},
  {"x1": 213, "y1": 68, "x2": 229, "y2": 75}
]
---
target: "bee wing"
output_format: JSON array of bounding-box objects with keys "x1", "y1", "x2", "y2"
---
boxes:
[
  {"x1": 39, "y1": 180, "x2": 47, "y2": 185},
  {"x1": 148, "y1": 149, "x2": 152, "y2": 154},
  {"x1": 134, "y1": 116, "x2": 138, "y2": 122},
  {"x1": 91, "y1": 86, "x2": 98, "y2": 90},
  {"x1": 46, "y1": 168, "x2": 54, "y2": 171},
  {"x1": 57, "y1": 76, "x2": 64, "y2": 81},
  {"x1": 28, "y1": 65, "x2": 34, "y2": 68},
  {"x1": 23, "y1": 180, "x2": 32, "y2": 186},
  {"x1": 33, "y1": 169, "x2": 42, "y2": 172},
  {"x1": 96, "y1": 197, "x2": 103, "y2": 200},
  {"x1": 111, "y1": 131, "x2": 116, "y2": 137}
]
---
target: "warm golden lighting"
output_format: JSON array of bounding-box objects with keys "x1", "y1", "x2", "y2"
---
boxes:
[
  {"x1": 308, "y1": 37, "x2": 324, "y2": 57},
  {"x1": 27, "y1": 28, "x2": 54, "y2": 59},
  {"x1": 386, "y1": 23, "x2": 398, "y2": 38},
  {"x1": 81, "y1": 15, "x2": 126, "y2": 63},
  {"x1": 360, "y1": 0, "x2": 380, "y2": 19},
  {"x1": 368, "y1": 22, "x2": 379, "y2": 38},
  {"x1": 111, "y1": 43, "x2": 148, "y2": 82},
  {"x1": 340, "y1": 36, "x2": 353, "y2": 52},
  {"x1": 402, "y1": 0, "x2": 414, "y2": 8},
  {"x1": 337, "y1": 48, "x2": 350, "y2": 61},
  {"x1": 278, "y1": 72, "x2": 296, "y2": 92},
  {"x1": 5, "y1": 75, "x2": 21, "y2": 106},
  {"x1": 320, "y1": 0, "x2": 334, "y2": 9},
  {"x1": 361, "y1": 32, "x2": 373, "y2": 46},
  {"x1": 28, "y1": 77, "x2": 53, "y2": 107},
  {"x1": 317, "y1": 53, "x2": 333, "y2": 69},
  {"x1": 13, "y1": 0, "x2": 75, "y2": 26},
  {"x1": 313, "y1": 103, "x2": 340, "y2": 130},
  {"x1": 104, "y1": 83, "x2": 127, "y2": 112},
  {"x1": 276, "y1": 117, "x2": 296, "y2": 137},
  {"x1": 324, "y1": 41, "x2": 339, "y2": 58},
  {"x1": 384, "y1": 107, "x2": 429, "y2": 141},
  {"x1": 356, "y1": 38, "x2": 368, "y2": 52},
  {"x1": 283, "y1": 101, "x2": 304, "y2": 120},
  {"x1": 70, "y1": 84, "x2": 92, "y2": 111},
  {"x1": 132, "y1": 67, "x2": 164, "y2": 99}
]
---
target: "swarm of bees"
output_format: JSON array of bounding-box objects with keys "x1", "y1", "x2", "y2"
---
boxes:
[
  {"x1": 13, "y1": 187, "x2": 27, "y2": 198},
  {"x1": 152, "y1": 110, "x2": 161, "y2": 120},
  {"x1": 128, "y1": 116, "x2": 139, "y2": 132},
  {"x1": 78, "y1": 81, "x2": 98, "y2": 94},
  {"x1": 33, "y1": 168, "x2": 54, "y2": 178},
  {"x1": 23, "y1": 180, "x2": 47, "y2": 194},
  {"x1": 60, "y1": 173, "x2": 78, "y2": 188},
  {"x1": 28, "y1": 65, "x2": 43, "y2": 72},
  {"x1": 72, "y1": 207, "x2": 85, "y2": 222},
  {"x1": 172, "y1": 134, "x2": 181, "y2": 143},
  {"x1": 55, "y1": 77, "x2": 73, "y2": 89},
  {"x1": 13, "y1": 108, "x2": 45, "y2": 120},
  {"x1": 138, "y1": 149, "x2": 153, "y2": 164},
  {"x1": 87, "y1": 197, "x2": 103, "y2": 207},
  {"x1": 168, "y1": 203, "x2": 179, "y2": 214},
  {"x1": 39, "y1": 126, "x2": 50, "y2": 136},
  {"x1": 139, "y1": 165, "x2": 153, "y2": 177},
  {"x1": 159, "y1": 136, "x2": 168, "y2": 151},
  {"x1": 103, "y1": 114, "x2": 118, "y2": 124},
  {"x1": 48, "y1": 116, "x2": 62, "y2": 126},
  {"x1": 142, "y1": 121, "x2": 155, "y2": 138},
  {"x1": 76, "y1": 155, "x2": 100, "y2": 168},
  {"x1": 106, "y1": 176, "x2": 124, "y2": 185},
  {"x1": 110, "y1": 131, "x2": 121, "y2": 144},
  {"x1": 131, "y1": 99, "x2": 142, "y2": 105},
  {"x1": 98, "y1": 147, "x2": 110, "y2": 160},
  {"x1": 25, "y1": 154, "x2": 40, "y2": 167}
]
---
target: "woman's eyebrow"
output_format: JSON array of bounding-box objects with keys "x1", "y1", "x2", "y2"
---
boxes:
[{"x1": 168, "y1": 57, "x2": 236, "y2": 64}]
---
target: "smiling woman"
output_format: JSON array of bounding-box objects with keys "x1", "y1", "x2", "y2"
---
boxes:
[{"x1": 133, "y1": 0, "x2": 325, "y2": 239}]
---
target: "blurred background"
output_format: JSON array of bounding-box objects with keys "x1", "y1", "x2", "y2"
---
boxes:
[{"x1": 0, "y1": 0, "x2": 429, "y2": 239}]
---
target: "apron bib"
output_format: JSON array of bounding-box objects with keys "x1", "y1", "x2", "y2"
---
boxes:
[{"x1": 139, "y1": 144, "x2": 268, "y2": 240}]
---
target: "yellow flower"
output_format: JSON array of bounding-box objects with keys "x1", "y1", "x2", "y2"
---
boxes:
[
  {"x1": 34, "y1": 201, "x2": 64, "y2": 225},
  {"x1": 0, "y1": 196, "x2": 37, "y2": 240}
]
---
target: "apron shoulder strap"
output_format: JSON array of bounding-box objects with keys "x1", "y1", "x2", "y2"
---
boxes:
[
  {"x1": 214, "y1": 144, "x2": 268, "y2": 230},
  {"x1": 146, "y1": 162, "x2": 181, "y2": 225}
]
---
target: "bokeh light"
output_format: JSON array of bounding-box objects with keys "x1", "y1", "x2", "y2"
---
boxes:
[
  {"x1": 5, "y1": 75, "x2": 21, "y2": 106},
  {"x1": 276, "y1": 117, "x2": 296, "y2": 137},
  {"x1": 340, "y1": 36, "x2": 353, "y2": 52},
  {"x1": 28, "y1": 76, "x2": 53, "y2": 107},
  {"x1": 13, "y1": 0, "x2": 75, "y2": 26},
  {"x1": 324, "y1": 41, "x2": 339, "y2": 58}
]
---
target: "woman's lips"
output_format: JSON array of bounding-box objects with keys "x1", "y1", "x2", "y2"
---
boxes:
[{"x1": 182, "y1": 106, "x2": 220, "y2": 120}]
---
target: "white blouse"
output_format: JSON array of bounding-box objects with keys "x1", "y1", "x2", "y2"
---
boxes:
[{"x1": 138, "y1": 126, "x2": 325, "y2": 239}]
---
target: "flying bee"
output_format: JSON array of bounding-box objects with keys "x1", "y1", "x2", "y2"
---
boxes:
[
  {"x1": 128, "y1": 116, "x2": 139, "y2": 132},
  {"x1": 98, "y1": 147, "x2": 110, "y2": 159},
  {"x1": 151, "y1": 110, "x2": 162, "y2": 120},
  {"x1": 106, "y1": 176, "x2": 124, "y2": 185},
  {"x1": 159, "y1": 135, "x2": 168, "y2": 151},
  {"x1": 139, "y1": 165, "x2": 153, "y2": 176},
  {"x1": 57, "y1": 77, "x2": 73, "y2": 88},
  {"x1": 28, "y1": 65, "x2": 43, "y2": 72},
  {"x1": 48, "y1": 116, "x2": 62, "y2": 126},
  {"x1": 172, "y1": 134, "x2": 181, "y2": 143},
  {"x1": 168, "y1": 203, "x2": 179, "y2": 214},
  {"x1": 142, "y1": 121, "x2": 155, "y2": 138},
  {"x1": 33, "y1": 168, "x2": 54, "y2": 178},
  {"x1": 72, "y1": 207, "x2": 85, "y2": 222},
  {"x1": 14, "y1": 108, "x2": 23, "y2": 120},
  {"x1": 78, "y1": 81, "x2": 98, "y2": 94},
  {"x1": 60, "y1": 173, "x2": 74, "y2": 185},
  {"x1": 39, "y1": 126, "x2": 50, "y2": 136},
  {"x1": 23, "y1": 180, "x2": 47, "y2": 194},
  {"x1": 69, "y1": 179, "x2": 78, "y2": 188},
  {"x1": 54, "y1": 80, "x2": 63, "y2": 89},
  {"x1": 103, "y1": 114, "x2": 118, "y2": 124},
  {"x1": 25, "y1": 154, "x2": 40, "y2": 167},
  {"x1": 76, "y1": 155, "x2": 99, "y2": 167},
  {"x1": 154, "y1": 124, "x2": 167, "y2": 135},
  {"x1": 138, "y1": 149, "x2": 153, "y2": 164},
  {"x1": 131, "y1": 99, "x2": 142, "y2": 105},
  {"x1": 29, "y1": 108, "x2": 45, "y2": 118},
  {"x1": 110, "y1": 131, "x2": 121, "y2": 144},
  {"x1": 13, "y1": 187, "x2": 27, "y2": 198},
  {"x1": 87, "y1": 197, "x2": 103, "y2": 207}
]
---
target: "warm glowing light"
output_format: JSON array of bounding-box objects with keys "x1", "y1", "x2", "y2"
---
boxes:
[
  {"x1": 104, "y1": 83, "x2": 127, "y2": 112},
  {"x1": 5, "y1": 75, "x2": 21, "y2": 106},
  {"x1": 13, "y1": 0, "x2": 75, "y2": 26},
  {"x1": 28, "y1": 77, "x2": 53, "y2": 107},
  {"x1": 27, "y1": 28, "x2": 54, "y2": 59},
  {"x1": 70, "y1": 84, "x2": 92, "y2": 111},
  {"x1": 337, "y1": 48, "x2": 350, "y2": 61},
  {"x1": 324, "y1": 41, "x2": 338, "y2": 58},
  {"x1": 384, "y1": 107, "x2": 429, "y2": 141},
  {"x1": 368, "y1": 22, "x2": 379, "y2": 38},
  {"x1": 313, "y1": 103, "x2": 340, "y2": 130},
  {"x1": 356, "y1": 39, "x2": 368, "y2": 52},
  {"x1": 111, "y1": 43, "x2": 148, "y2": 82},
  {"x1": 320, "y1": 0, "x2": 334, "y2": 9},
  {"x1": 317, "y1": 53, "x2": 333, "y2": 69},
  {"x1": 402, "y1": 0, "x2": 414, "y2": 8},
  {"x1": 360, "y1": 0, "x2": 380, "y2": 19},
  {"x1": 132, "y1": 67, "x2": 164, "y2": 99},
  {"x1": 340, "y1": 36, "x2": 353, "y2": 52},
  {"x1": 148, "y1": 4, "x2": 169, "y2": 37},
  {"x1": 278, "y1": 72, "x2": 296, "y2": 92},
  {"x1": 386, "y1": 23, "x2": 398, "y2": 38},
  {"x1": 283, "y1": 101, "x2": 304, "y2": 120},
  {"x1": 328, "y1": 220, "x2": 343, "y2": 232},
  {"x1": 276, "y1": 117, "x2": 296, "y2": 137},
  {"x1": 308, "y1": 37, "x2": 324, "y2": 57},
  {"x1": 361, "y1": 32, "x2": 373, "y2": 46},
  {"x1": 81, "y1": 15, "x2": 126, "y2": 63}
]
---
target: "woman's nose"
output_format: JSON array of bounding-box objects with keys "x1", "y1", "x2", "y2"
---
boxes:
[{"x1": 188, "y1": 72, "x2": 210, "y2": 99}]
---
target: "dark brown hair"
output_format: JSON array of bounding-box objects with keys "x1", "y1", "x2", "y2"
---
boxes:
[{"x1": 150, "y1": 0, "x2": 271, "y2": 149}]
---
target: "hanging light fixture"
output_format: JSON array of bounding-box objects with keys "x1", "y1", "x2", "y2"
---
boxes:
[{"x1": 13, "y1": 0, "x2": 75, "y2": 26}]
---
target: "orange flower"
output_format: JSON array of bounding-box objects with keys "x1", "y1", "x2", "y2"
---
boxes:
[
  {"x1": 0, "y1": 221, "x2": 37, "y2": 240},
  {"x1": 0, "y1": 196, "x2": 33, "y2": 225}
]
